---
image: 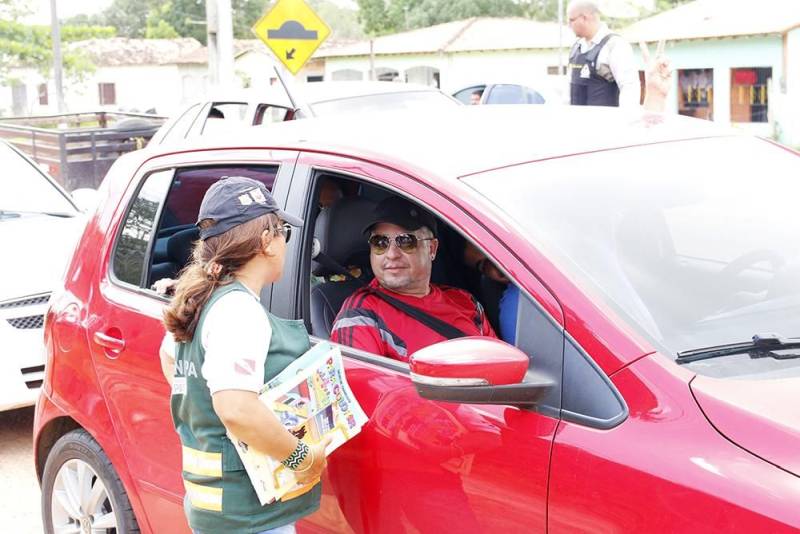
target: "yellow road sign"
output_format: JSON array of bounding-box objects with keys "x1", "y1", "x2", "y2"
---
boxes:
[{"x1": 252, "y1": 0, "x2": 331, "y2": 75}]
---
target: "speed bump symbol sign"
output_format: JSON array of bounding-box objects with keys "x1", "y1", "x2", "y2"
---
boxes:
[{"x1": 253, "y1": 0, "x2": 331, "y2": 74}]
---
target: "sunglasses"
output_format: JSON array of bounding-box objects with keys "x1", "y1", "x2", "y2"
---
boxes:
[
  {"x1": 368, "y1": 233, "x2": 434, "y2": 255},
  {"x1": 275, "y1": 222, "x2": 292, "y2": 243}
]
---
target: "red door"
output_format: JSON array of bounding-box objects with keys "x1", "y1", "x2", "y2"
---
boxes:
[{"x1": 276, "y1": 154, "x2": 564, "y2": 532}]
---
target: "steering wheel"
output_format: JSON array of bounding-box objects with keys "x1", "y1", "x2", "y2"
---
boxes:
[
  {"x1": 718, "y1": 249, "x2": 785, "y2": 282},
  {"x1": 713, "y1": 249, "x2": 785, "y2": 312}
]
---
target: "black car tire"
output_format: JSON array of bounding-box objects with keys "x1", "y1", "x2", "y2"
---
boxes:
[{"x1": 41, "y1": 428, "x2": 140, "y2": 534}]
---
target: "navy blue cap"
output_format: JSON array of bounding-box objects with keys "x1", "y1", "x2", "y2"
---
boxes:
[
  {"x1": 362, "y1": 196, "x2": 437, "y2": 237},
  {"x1": 196, "y1": 176, "x2": 303, "y2": 240}
]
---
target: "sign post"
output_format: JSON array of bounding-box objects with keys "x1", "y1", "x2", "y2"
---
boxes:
[{"x1": 252, "y1": 0, "x2": 331, "y2": 75}]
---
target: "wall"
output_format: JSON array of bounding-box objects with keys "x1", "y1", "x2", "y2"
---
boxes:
[
  {"x1": 631, "y1": 35, "x2": 785, "y2": 138},
  {"x1": 782, "y1": 28, "x2": 800, "y2": 147},
  {"x1": 324, "y1": 47, "x2": 567, "y2": 97}
]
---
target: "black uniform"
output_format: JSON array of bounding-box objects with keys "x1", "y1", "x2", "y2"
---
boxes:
[{"x1": 569, "y1": 34, "x2": 621, "y2": 107}]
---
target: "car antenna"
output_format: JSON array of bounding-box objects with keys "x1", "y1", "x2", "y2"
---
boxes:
[{"x1": 272, "y1": 64, "x2": 316, "y2": 119}]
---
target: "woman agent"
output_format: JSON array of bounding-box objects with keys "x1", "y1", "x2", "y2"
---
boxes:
[{"x1": 160, "y1": 176, "x2": 329, "y2": 534}]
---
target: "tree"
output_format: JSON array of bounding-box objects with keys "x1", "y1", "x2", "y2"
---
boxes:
[
  {"x1": 102, "y1": 0, "x2": 154, "y2": 38},
  {"x1": 356, "y1": 0, "x2": 552, "y2": 36},
  {"x1": 308, "y1": 0, "x2": 364, "y2": 40},
  {"x1": 0, "y1": 18, "x2": 114, "y2": 82}
]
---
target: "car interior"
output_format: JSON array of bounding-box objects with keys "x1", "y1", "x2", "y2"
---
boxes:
[
  {"x1": 139, "y1": 168, "x2": 517, "y2": 346},
  {"x1": 304, "y1": 173, "x2": 509, "y2": 341},
  {"x1": 146, "y1": 165, "x2": 278, "y2": 288}
]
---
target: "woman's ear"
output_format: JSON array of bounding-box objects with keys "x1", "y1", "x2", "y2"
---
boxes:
[{"x1": 261, "y1": 229, "x2": 275, "y2": 256}]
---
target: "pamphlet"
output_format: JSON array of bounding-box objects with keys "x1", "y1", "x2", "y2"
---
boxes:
[{"x1": 228, "y1": 341, "x2": 368, "y2": 505}]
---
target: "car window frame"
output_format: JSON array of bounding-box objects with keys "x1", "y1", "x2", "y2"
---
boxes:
[
  {"x1": 106, "y1": 149, "x2": 299, "y2": 302},
  {"x1": 452, "y1": 85, "x2": 487, "y2": 104},
  {"x1": 278, "y1": 157, "x2": 567, "y2": 415}
]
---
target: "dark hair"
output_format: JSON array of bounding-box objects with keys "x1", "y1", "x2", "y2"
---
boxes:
[{"x1": 163, "y1": 213, "x2": 279, "y2": 342}]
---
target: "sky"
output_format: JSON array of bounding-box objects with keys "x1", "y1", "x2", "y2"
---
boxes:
[
  {"x1": 23, "y1": 0, "x2": 112, "y2": 24},
  {"x1": 23, "y1": 0, "x2": 653, "y2": 26}
]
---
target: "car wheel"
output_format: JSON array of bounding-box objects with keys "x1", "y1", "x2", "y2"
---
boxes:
[{"x1": 41, "y1": 429, "x2": 140, "y2": 534}]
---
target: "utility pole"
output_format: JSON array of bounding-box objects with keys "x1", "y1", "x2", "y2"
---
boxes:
[
  {"x1": 558, "y1": 0, "x2": 564, "y2": 77},
  {"x1": 50, "y1": 0, "x2": 65, "y2": 112},
  {"x1": 206, "y1": 0, "x2": 235, "y2": 89}
]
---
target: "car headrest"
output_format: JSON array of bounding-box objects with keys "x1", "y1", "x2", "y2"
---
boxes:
[
  {"x1": 167, "y1": 227, "x2": 200, "y2": 268},
  {"x1": 313, "y1": 197, "x2": 377, "y2": 277}
]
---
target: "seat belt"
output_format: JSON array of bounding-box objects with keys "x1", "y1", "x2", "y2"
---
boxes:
[
  {"x1": 365, "y1": 289, "x2": 467, "y2": 340},
  {"x1": 314, "y1": 249, "x2": 468, "y2": 340}
]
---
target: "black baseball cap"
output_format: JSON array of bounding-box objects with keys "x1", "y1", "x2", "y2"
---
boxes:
[
  {"x1": 196, "y1": 176, "x2": 303, "y2": 240},
  {"x1": 362, "y1": 196, "x2": 437, "y2": 237}
]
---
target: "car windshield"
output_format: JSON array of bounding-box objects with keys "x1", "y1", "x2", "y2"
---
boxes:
[
  {"x1": 0, "y1": 143, "x2": 76, "y2": 215},
  {"x1": 463, "y1": 136, "x2": 800, "y2": 359},
  {"x1": 310, "y1": 90, "x2": 458, "y2": 115}
]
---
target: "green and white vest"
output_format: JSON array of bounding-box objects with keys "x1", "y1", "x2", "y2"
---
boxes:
[{"x1": 171, "y1": 281, "x2": 320, "y2": 533}]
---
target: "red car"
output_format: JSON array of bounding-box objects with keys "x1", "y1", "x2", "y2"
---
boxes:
[{"x1": 35, "y1": 106, "x2": 800, "y2": 534}]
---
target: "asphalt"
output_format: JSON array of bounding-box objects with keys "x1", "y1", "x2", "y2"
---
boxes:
[{"x1": 0, "y1": 406, "x2": 43, "y2": 533}]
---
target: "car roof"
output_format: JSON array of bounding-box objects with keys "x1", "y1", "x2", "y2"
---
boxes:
[
  {"x1": 152, "y1": 105, "x2": 741, "y2": 179},
  {"x1": 300, "y1": 81, "x2": 444, "y2": 103}
]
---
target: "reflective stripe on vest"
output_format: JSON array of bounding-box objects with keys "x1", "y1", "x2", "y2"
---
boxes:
[
  {"x1": 182, "y1": 446, "x2": 222, "y2": 478},
  {"x1": 184, "y1": 480, "x2": 223, "y2": 512}
]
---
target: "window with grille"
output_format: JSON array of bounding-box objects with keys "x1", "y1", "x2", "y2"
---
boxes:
[{"x1": 730, "y1": 67, "x2": 771, "y2": 123}]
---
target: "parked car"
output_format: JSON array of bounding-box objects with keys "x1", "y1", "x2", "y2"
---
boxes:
[
  {"x1": 149, "y1": 81, "x2": 460, "y2": 146},
  {"x1": 452, "y1": 82, "x2": 558, "y2": 105},
  {"x1": 35, "y1": 105, "x2": 800, "y2": 534},
  {"x1": 0, "y1": 140, "x2": 91, "y2": 412}
]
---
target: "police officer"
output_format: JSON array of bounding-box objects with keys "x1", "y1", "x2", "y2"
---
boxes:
[
  {"x1": 161, "y1": 176, "x2": 330, "y2": 534},
  {"x1": 567, "y1": 0, "x2": 640, "y2": 107}
]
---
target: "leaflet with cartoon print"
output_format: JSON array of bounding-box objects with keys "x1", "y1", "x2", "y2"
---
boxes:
[{"x1": 228, "y1": 341, "x2": 368, "y2": 505}]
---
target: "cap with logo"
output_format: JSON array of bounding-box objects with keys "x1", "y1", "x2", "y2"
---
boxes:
[
  {"x1": 196, "y1": 176, "x2": 303, "y2": 240},
  {"x1": 362, "y1": 196, "x2": 437, "y2": 237}
]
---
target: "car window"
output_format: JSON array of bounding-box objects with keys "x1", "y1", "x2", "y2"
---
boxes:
[
  {"x1": 300, "y1": 172, "x2": 564, "y2": 397},
  {"x1": 110, "y1": 165, "x2": 278, "y2": 291},
  {"x1": 0, "y1": 142, "x2": 76, "y2": 215},
  {"x1": 254, "y1": 104, "x2": 292, "y2": 125},
  {"x1": 453, "y1": 86, "x2": 486, "y2": 104},
  {"x1": 111, "y1": 169, "x2": 173, "y2": 287},
  {"x1": 525, "y1": 88, "x2": 546, "y2": 104},
  {"x1": 147, "y1": 165, "x2": 279, "y2": 289},
  {"x1": 153, "y1": 102, "x2": 202, "y2": 145},
  {"x1": 463, "y1": 136, "x2": 800, "y2": 366},
  {"x1": 200, "y1": 102, "x2": 249, "y2": 136},
  {"x1": 485, "y1": 84, "x2": 526, "y2": 105}
]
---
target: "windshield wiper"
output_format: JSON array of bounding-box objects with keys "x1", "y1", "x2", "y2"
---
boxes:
[{"x1": 677, "y1": 333, "x2": 800, "y2": 364}]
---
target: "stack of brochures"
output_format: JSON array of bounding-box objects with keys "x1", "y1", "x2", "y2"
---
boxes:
[{"x1": 228, "y1": 341, "x2": 368, "y2": 505}]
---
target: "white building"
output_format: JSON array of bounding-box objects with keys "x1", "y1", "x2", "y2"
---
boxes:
[
  {"x1": 624, "y1": 0, "x2": 800, "y2": 145},
  {"x1": 0, "y1": 38, "x2": 208, "y2": 117},
  {"x1": 316, "y1": 17, "x2": 575, "y2": 96},
  {"x1": 315, "y1": 1, "x2": 800, "y2": 146}
]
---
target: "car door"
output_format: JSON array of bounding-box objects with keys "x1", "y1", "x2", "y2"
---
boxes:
[
  {"x1": 274, "y1": 153, "x2": 566, "y2": 533},
  {"x1": 85, "y1": 149, "x2": 298, "y2": 531}
]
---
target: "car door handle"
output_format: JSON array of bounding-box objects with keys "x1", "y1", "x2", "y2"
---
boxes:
[{"x1": 93, "y1": 331, "x2": 126, "y2": 353}]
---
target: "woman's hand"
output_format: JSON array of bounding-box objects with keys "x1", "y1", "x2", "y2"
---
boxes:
[{"x1": 294, "y1": 436, "x2": 332, "y2": 485}]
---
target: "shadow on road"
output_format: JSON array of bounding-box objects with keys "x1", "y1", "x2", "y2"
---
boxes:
[{"x1": 0, "y1": 406, "x2": 43, "y2": 533}]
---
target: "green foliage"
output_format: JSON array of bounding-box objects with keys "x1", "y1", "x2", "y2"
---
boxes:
[
  {"x1": 61, "y1": 25, "x2": 117, "y2": 42},
  {"x1": 356, "y1": 0, "x2": 560, "y2": 36},
  {"x1": 94, "y1": 0, "x2": 268, "y2": 44},
  {"x1": 0, "y1": 20, "x2": 109, "y2": 81},
  {"x1": 146, "y1": 19, "x2": 180, "y2": 39},
  {"x1": 308, "y1": 0, "x2": 364, "y2": 40},
  {"x1": 145, "y1": 4, "x2": 180, "y2": 39}
]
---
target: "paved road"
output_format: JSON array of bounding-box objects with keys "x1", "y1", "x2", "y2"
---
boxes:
[{"x1": 0, "y1": 406, "x2": 43, "y2": 533}]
